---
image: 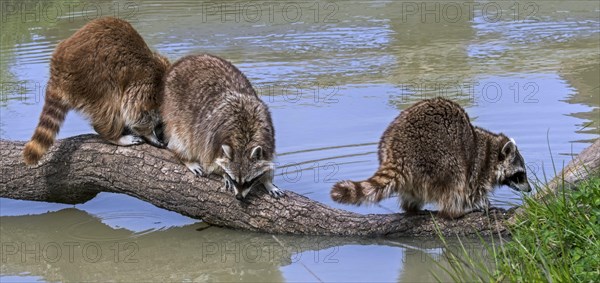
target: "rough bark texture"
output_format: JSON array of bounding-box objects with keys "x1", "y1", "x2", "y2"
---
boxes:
[
  {"x1": 4, "y1": 135, "x2": 596, "y2": 238},
  {"x1": 544, "y1": 138, "x2": 600, "y2": 193}
]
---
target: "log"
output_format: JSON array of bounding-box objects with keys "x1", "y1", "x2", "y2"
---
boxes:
[
  {"x1": 545, "y1": 138, "x2": 600, "y2": 192},
  {"x1": 0, "y1": 135, "x2": 512, "y2": 237}
]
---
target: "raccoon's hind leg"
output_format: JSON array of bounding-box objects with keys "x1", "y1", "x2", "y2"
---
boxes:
[
  {"x1": 400, "y1": 193, "x2": 424, "y2": 214},
  {"x1": 438, "y1": 189, "x2": 491, "y2": 219},
  {"x1": 464, "y1": 194, "x2": 490, "y2": 214},
  {"x1": 437, "y1": 189, "x2": 469, "y2": 219},
  {"x1": 92, "y1": 117, "x2": 144, "y2": 146},
  {"x1": 115, "y1": 135, "x2": 145, "y2": 146}
]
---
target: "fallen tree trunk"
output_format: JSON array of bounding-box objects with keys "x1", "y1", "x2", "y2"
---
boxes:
[
  {"x1": 544, "y1": 138, "x2": 600, "y2": 193},
  {"x1": 0, "y1": 135, "x2": 515, "y2": 237}
]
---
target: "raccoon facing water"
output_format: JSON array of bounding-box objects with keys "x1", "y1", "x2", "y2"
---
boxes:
[
  {"x1": 161, "y1": 54, "x2": 283, "y2": 200},
  {"x1": 331, "y1": 97, "x2": 531, "y2": 219},
  {"x1": 23, "y1": 17, "x2": 170, "y2": 165}
]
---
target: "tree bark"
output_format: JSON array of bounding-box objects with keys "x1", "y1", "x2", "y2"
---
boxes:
[
  {"x1": 0, "y1": 135, "x2": 511, "y2": 237},
  {"x1": 5, "y1": 135, "x2": 597, "y2": 237},
  {"x1": 544, "y1": 138, "x2": 600, "y2": 193}
]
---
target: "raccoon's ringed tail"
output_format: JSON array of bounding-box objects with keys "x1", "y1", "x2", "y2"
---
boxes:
[
  {"x1": 23, "y1": 90, "x2": 69, "y2": 165},
  {"x1": 331, "y1": 169, "x2": 398, "y2": 205}
]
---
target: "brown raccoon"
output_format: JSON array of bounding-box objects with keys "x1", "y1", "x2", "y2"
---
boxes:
[
  {"x1": 23, "y1": 17, "x2": 170, "y2": 165},
  {"x1": 331, "y1": 97, "x2": 531, "y2": 219},
  {"x1": 161, "y1": 54, "x2": 283, "y2": 200}
]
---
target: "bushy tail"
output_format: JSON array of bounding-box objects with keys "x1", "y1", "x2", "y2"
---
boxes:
[
  {"x1": 23, "y1": 88, "x2": 68, "y2": 165},
  {"x1": 331, "y1": 167, "x2": 398, "y2": 205}
]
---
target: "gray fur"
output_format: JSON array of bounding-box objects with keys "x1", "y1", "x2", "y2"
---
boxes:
[
  {"x1": 161, "y1": 54, "x2": 283, "y2": 199},
  {"x1": 331, "y1": 98, "x2": 531, "y2": 218}
]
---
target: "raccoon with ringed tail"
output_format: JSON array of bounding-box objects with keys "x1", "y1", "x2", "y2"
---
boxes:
[
  {"x1": 161, "y1": 54, "x2": 284, "y2": 200},
  {"x1": 331, "y1": 97, "x2": 531, "y2": 219},
  {"x1": 23, "y1": 17, "x2": 170, "y2": 165}
]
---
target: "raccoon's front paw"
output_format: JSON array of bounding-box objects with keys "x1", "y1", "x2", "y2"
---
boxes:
[
  {"x1": 268, "y1": 187, "x2": 285, "y2": 198},
  {"x1": 149, "y1": 139, "x2": 166, "y2": 149},
  {"x1": 185, "y1": 162, "x2": 205, "y2": 177},
  {"x1": 145, "y1": 134, "x2": 166, "y2": 148},
  {"x1": 264, "y1": 183, "x2": 284, "y2": 198}
]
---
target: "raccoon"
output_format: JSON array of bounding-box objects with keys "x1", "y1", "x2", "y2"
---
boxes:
[
  {"x1": 161, "y1": 54, "x2": 283, "y2": 200},
  {"x1": 331, "y1": 97, "x2": 531, "y2": 219},
  {"x1": 23, "y1": 17, "x2": 170, "y2": 165}
]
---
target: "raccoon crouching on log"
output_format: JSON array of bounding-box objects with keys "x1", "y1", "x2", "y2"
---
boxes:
[
  {"x1": 331, "y1": 97, "x2": 531, "y2": 219},
  {"x1": 161, "y1": 54, "x2": 284, "y2": 200},
  {"x1": 23, "y1": 17, "x2": 170, "y2": 165}
]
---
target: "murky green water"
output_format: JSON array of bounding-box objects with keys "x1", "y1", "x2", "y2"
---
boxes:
[{"x1": 1, "y1": 0, "x2": 598, "y2": 282}]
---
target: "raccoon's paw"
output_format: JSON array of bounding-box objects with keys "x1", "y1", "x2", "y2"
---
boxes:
[
  {"x1": 268, "y1": 187, "x2": 285, "y2": 198},
  {"x1": 223, "y1": 178, "x2": 234, "y2": 193},
  {"x1": 147, "y1": 138, "x2": 166, "y2": 149},
  {"x1": 116, "y1": 135, "x2": 145, "y2": 146},
  {"x1": 144, "y1": 134, "x2": 166, "y2": 148},
  {"x1": 184, "y1": 162, "x2": 205, "y2": 177},
  {"x1": 264, "y1": 182, "x2": 285, "y2": 198}
]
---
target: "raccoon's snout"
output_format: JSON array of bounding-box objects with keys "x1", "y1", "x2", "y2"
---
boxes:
[
  {"x1": 517, "y1": 182, "x2": 532, "y2": 192},
  {"x1": 506, "y1": 171, "x2": 532, "y2": 192},
  {"x1": 227, "y1": 172, "x2": 266, "y2": 200},
  {"x1": 228, "y1": 178, "x2": 254, "y2": 200},
  {"x1": 224, "y1": 176, "x2": 249, "y2": 200},
  {"x1": 234, "y1": 187, "x2": 253, "y2": 200}
]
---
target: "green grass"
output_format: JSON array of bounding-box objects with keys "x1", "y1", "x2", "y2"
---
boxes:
[{"x1": 435, "y1": 174, "x2": 600, "y2": 282}]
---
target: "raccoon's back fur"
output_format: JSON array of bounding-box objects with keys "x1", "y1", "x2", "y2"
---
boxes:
[
  {"x1": 23, "y1": 17, "x2": 170, "y2": 165},
  {"x1": 162, "y1": 54, "x2": 282, "y2": 199},
  {"x1": 331, "y1": 98, "x2": 531, "y2": 218}
]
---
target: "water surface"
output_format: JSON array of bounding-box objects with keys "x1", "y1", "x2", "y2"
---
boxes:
[{"x1": 1, "y1": 0, "x2": 598, "y2": 282}]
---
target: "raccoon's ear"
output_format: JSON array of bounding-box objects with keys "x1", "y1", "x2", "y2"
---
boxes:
[
  {"x1": 222, "y1": 144, "x2": 233, "y2": 159},
  {"x1": 500, "y1": 140, "x2": 516, "y2": 161},
  {"x1": 250, "y1": 146, "x2": 263, "y2": 160}
]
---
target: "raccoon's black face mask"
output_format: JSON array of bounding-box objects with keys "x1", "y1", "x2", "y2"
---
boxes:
[
  {"x1": 218, "y1": 144, "x2": 271, "y2": 200},
  {"x1": 223, "y1": 173, "x2": 264, "y2": 200},
  {"x1": 499, "y1": 139, "x2": 532, "y2": 193}
]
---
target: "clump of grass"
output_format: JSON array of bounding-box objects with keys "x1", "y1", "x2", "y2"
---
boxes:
[
  {"x1": 434, "y1": 175, "x2": 600, "y2": 282},
  {"x1": 497, "y1": 175, "x2": 600, "y2": 282}
]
